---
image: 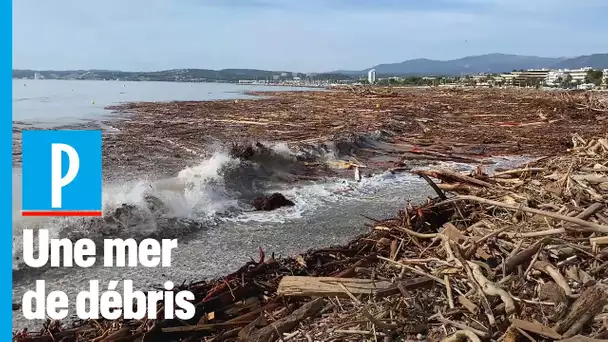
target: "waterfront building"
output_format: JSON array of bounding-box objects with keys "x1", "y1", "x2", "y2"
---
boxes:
[{"x1": 368, "y1": 69, "x2": 377, "y2": 84}]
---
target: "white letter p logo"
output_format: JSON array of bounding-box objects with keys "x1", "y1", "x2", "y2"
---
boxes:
[{"x1": 51, "y1": 143, "x2": 80, "y2": 208}]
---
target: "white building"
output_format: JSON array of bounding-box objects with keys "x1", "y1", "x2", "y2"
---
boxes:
[
  {"x1": 34, "y1": 72, "x2": 42, "y2": 80},
  {"x1": 545, "y1": 71, "x2": 567, "y2": 86},
  {"x1": 543, "y1": 67, "x2": 592, "y2": 86},
  {"x1": 568, "y1": 67, "x2": 592, "y2": 83},
  {"x1": 367, "y1": 69, "x2": 377, "y2": 84}
]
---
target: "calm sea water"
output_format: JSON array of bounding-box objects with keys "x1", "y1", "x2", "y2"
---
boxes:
[{"x1": 13, "y1": 79, "x2": 313, "y2": 125}]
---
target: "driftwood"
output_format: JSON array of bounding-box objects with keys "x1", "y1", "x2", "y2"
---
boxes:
[
  {"x1": 511, "y1": 319, "x2": 562, "y2": 340},
  {"x1": 14, "y1": 134, "x2": 608, "y2": 342},
  {"x1": 412, "y1": 169, "x2": 493, "y2": 188},
  {"x1": 277, "y1": 276, "x2": 392, "y2": 297},
  {"x1": 248, "y1": 299, "x2": 325, "y2": 342},
  {"x1": 533, "y1": 260, "x2": 573, "y2": 297},
  {"x1": 441, "y1": 330, "x2": 482, "y2": 342},
  {"x1": 502, "y1": 239, "x2": 545, "y2": 274},
  {"x1": 446, "y1": 195, "x2": 608, "y2": 234},
  {"x1": 554, "y1": 285, "x2": 608, "y2": 338},
  {"x1": 559, "y1": 337, "x2": 608, "y2": 342}
]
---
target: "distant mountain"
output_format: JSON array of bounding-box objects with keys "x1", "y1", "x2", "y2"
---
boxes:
[
  {"x1": 337, "y1": 53, "x2": 608, "y2": 77},
  {"x1": 14, "y1": 53, "x2": 608, "y2": 82},
  {"x1": 549, "y1": 54, "x2": 608, "y2": 70}
]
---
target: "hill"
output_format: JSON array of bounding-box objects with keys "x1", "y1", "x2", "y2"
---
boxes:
[
  {"x1": 13, "y1": 53, "x2": 608, "y2": 81},
  {"x1": 338, "y1": 53, "x2": 608, "y2": 77}
]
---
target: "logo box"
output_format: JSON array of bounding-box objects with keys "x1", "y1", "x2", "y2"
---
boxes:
[{"x1": 21, "y1": 130, "x2": 103, "y2": 216}]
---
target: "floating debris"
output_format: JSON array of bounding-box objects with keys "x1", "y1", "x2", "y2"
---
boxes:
[{"x1": 100, "y1": 88, "x2": 608, "y2": 179}]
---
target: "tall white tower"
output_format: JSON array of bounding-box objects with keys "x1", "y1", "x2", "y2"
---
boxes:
[{"x1": 367, "y1": 69, "x2": 376, "y2": 84}]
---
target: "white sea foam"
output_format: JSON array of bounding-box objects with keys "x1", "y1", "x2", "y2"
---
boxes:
[{"x1": 11, "y1": 143, "x2": 430, "y2": 270}]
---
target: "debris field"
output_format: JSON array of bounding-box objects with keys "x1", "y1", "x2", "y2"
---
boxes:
[
  {"x1": 101, "y1": 88, "x2": 608, "y2": 178},
  {"x1": 13, "y1": 132, "x2": 608, "y2": 341},
  {"x1": 12, "y1": 87, "x2": 608, "y2": 341}
]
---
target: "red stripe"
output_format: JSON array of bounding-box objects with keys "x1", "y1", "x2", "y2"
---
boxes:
[{"x1": 21, "y1": 211, "x2": 103, "y2": 217}]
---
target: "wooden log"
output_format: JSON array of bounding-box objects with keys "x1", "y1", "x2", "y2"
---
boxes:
[
  {"x1": 411, "y1": 169, "x2": 493, "y2": 188},
  {"x1": 226, "y1": 302, "x2": 281, "y2": 324},
  {"x1": 277, "y1": 276, "x2": 392, "y2": 297},
  {"x1": 554, "y1": 284, "x2": 608, "y2": 338},
  {"x1": 502, "y1": 239, "x2": 544, "y2": 274},
  {"x1": 446, "y1": 195, "x2": 608, "y2": 234},
  {"x1": 458, "y1": 295, "x2": 479, "y2": 314},
  {"x1": 247, "y1": 298, "x2": 325, "y2": 342},
  {"x1": 375, "y1": 277, "x2": 435, "y2": 298},
  {"x1": 591, "y1": 236, "x2": 608, "y2": 253},
  {"x1": 511, "y1": 319, "x2": 562, "y2": 340},
  {"x1": 491, "y1": 167, "x2": 545, "y2": 178},
  {"x1": 437, "y1": 183, "x2": 477, "y2": 193},
  {"x1": 533, "y1": 261, "x2": 573, "y2": 297},
  {"x1": 575, "y1": 203, "x2": 605, "y2": 220},
  {"x1": 559, "y1": 336, "x2": 608, "y2": 342},
  {"x1": 238, "y1": 315, "x2": 267, "y2": 340}
]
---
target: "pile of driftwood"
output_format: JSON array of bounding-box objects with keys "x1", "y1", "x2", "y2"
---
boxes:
[
  {"x1": 101, "y1": 88, "x2": 607, "y2": 177},
  {"x1": 13, "y1": 135, "x2": 608, "y2": 342}
]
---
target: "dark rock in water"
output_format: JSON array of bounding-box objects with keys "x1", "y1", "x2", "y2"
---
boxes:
[
  {"x1": 230, "y1": 141, "x2": 272, "y2": 161},
  {"x1": 252, "y1": 193, "x2": 295, "y2": 211}
]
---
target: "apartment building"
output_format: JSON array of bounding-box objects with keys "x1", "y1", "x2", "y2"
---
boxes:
[
  {"x1": 545, "y1": 70, "x2": 567, "y2": 86},
  {"x1": 500, "y1": 69, "x2": 549, "y2": 86},
  {"x1": 567, "y1": 67, "x2": 593, "y2": 83}
]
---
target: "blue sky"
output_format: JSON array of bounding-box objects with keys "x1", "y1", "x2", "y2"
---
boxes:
[{"x1": 12, "y1": 0, "x2": 608, "y2": 72}]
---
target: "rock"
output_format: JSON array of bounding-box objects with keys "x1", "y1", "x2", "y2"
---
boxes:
[{"x1": 252, "y1": 193, "x2": 295, "y2": 211}]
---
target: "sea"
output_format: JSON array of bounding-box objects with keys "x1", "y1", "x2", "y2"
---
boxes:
[{"x1": 11, "y1": 79, "x2": 437, "y2": 329}]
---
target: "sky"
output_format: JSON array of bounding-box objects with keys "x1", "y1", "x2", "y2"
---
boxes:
[{"x1": 12, "y1": 0, "x2": 608, "y2": 72}]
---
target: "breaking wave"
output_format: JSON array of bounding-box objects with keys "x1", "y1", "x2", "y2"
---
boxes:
[
  {"x1": 11, "y1": 140, "x2": 369, "y2": 271},
  {"x1": 13, "y1": 130, "x2": 468, "y2": 272}
]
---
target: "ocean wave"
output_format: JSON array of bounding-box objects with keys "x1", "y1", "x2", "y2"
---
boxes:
[{"x1": 10, "y1": 131, "x2": 432, "y2": 271}]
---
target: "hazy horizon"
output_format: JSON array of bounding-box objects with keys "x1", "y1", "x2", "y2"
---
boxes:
[
  {"x1": 13, "y1": 0, "x2": 608, "y2": 72},
  {"x1": 12, "y1": 52, "x2": 607, "y2": 74}
]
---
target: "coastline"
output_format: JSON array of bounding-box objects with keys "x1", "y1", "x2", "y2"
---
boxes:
[{"x1": 12, "y1": 87, "x2": 608, "y2": 341}]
